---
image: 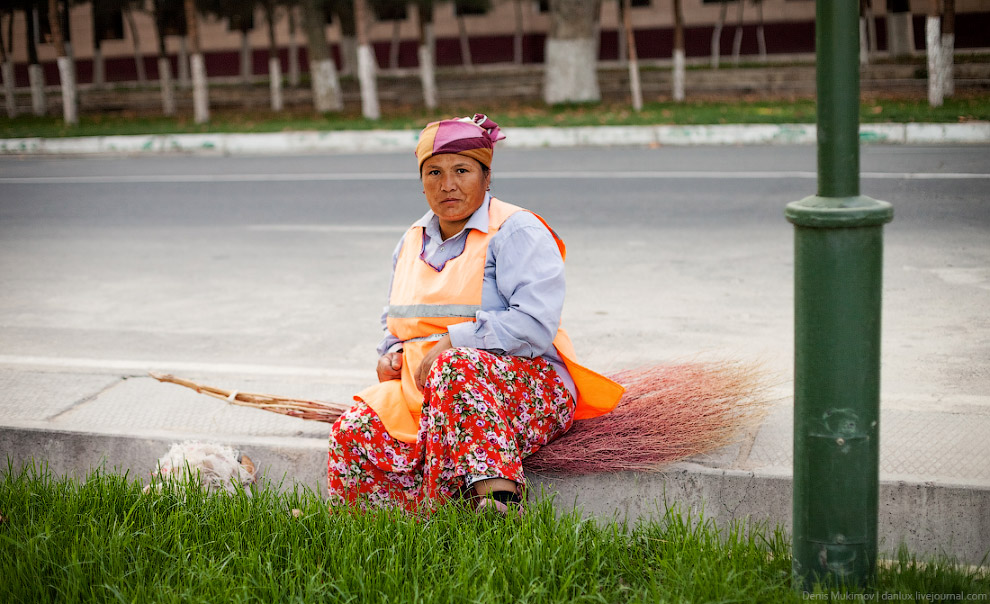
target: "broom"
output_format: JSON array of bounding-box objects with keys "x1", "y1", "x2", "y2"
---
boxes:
[
  {"x1": 524, "y1": 360, "x2": 774, "y2": 474},
  {"x1": 148, "y1": 372, "x2": 350, "y2": 423},
  {"x1": 149, "y1": 360, "x2": 773, "y2": 474}
]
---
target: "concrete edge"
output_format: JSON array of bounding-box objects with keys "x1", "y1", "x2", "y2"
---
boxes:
[
  {"x1": 1, "y1": 123, "x2": 988, "y2": 156},
  {"x1": 529, "y1": 468, "x2": 990, "y2": 567},
  {"x1": 2, "y1": 424, "x2": 987, "y2": 565}
]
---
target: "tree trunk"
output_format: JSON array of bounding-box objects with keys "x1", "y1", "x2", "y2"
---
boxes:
[
  {"x1": 28, "y1": 64, "x2": 45, "y2": 115},
  {"x1": 287, "y1": 7, "x2": 300, "y2": 87},
  {"x1": 416, "y1": 2, "x2": 437, "y2": 109},
  {"x1": 2, "y1": 60, "x2": 15, "y2": 118},
  {"x1": 389, "y1": 19, "x2": 401, "y2": 70},
  {"x1": 340, "y1": 35, "x2": 357, "y2": 76},
  {"x1": 24, "y1": 4, "x2": 46, "y2": 115},
  {"x1": 756, "y1": 0, "x2": 765, "y2": 61},
  {"x1": 124, "y1": 5, "x2": 147, "y2": 83},
  {"x1": 544, "y1": 0, "x2": 601, "y2": 105},
  {"x1": 0, "y1": 22, "x2": 16, "y2": 117},
  {"x1": 710, "y1": 1, "x2": 727, "y2": 69},
  {"x1": 513, "y1": 0, "x2": 524, "y2": 65},
  {"x1": 240, "y1": 30, "x2": 252, "y2": 83},
  {"x1": 158, "y1": 56, "x2": 176, "y2": 115},
  {"x1": 866, "y1": 1, "x2": 877, "y2": 55},
  {"x1": 926, "y1": 0, "x2": 943, "y2": 107},
  {"x1": 336, "y1": 4, "x2": 357, "y2": 76},
  {"x1": 621, "y1": 0, "x2": 640, "y2": 111},
  {"x1": 178, "y1": 36, "x2": 190, "y2": 86},
  {"x1": 731, "y1": 0, "x2": 744, "y2": 65},
  {"x1": 672, "y1": 0, "x2": 684, "y2": 102},
  {"x1": 48, "y1": 0, "x2": 77, "y2": 125},
  {"x1": 184, "y1": 0, "x2": 209, "y2": 123},
  {"x1": 616, "y1": 0, "x2": 626, "y2": 63},
  {"x1": 301, "y1": 0, "x2": 341, "y2": 112},
  {"x1": 354, "y1": 0, "x2": 380, "y2": 120},
  {"x1": 152, "y1": 4, "x2": 175, "y2": 116},
  {"x1": 264, "y1": 2, "x2": 283, "y2": 112},
  {"x1": 942, "y1": 0, "x2": 955, "y2": 97},
  {"x1": 859, "y1": 0, "x2": 876, "y2": 65},
  {"x1": 887, "y1": 0, "x2": 915, "y2": 58},
  {"x1": 93, "y1": 43, "x2": 105, "y2": 88},
  {"x1": 457, "y1": 13, "x2": 473, "y2": 71}
]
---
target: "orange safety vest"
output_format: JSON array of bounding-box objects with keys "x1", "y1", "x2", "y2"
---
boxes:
[{"x1": 355, "y1": 197, "x2": 625, "y2": 443}]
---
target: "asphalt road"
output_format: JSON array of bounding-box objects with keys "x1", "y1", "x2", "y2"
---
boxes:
[{"x1": 1, "y1": 145, "x2": 988, "y2": 406}]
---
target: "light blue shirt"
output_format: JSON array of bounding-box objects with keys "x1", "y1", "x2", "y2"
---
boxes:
[{"x1": 377, "y1": 194, "x2": 576, "y2": 398}]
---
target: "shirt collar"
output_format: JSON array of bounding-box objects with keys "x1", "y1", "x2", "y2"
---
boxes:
[{"x1": 413, "y1": 193, "x2": 492, "y2": 240}]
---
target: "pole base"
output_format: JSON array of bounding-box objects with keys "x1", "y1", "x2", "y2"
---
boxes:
[{"x1": 786, "y1": 195, "x2": 893, "y2": 229}]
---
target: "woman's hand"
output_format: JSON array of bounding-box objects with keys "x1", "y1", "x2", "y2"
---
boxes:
[
  {"x1": 376, "y1": 352, "x2": 403, "y2": 382},
  {"x1": 415, "y1": 334, "x2": 452, "y2": 391}
]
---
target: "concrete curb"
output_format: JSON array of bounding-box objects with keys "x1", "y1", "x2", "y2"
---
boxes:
[
  {"x1": 2, "y1": 424, "x2": 988, "y2": 565},
  {"x1": 1, "y1": 122, "x2": 988, "y2": 156}
]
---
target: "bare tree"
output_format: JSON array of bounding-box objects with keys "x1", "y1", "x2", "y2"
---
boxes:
[
  {"x1": 184, "y1": 0, "x2": 209, "y2": 123},
  {"x1": 942, "y1": 0, "x2": 955, "y2": 97},
  {"x1": 331, "y1": 0, "x2": 357, "y2": 76},
  {"x1": 354, "y1": 0, "x2": 380, "y2": 119},
  {"x1": 390, "y1": 16, "x2": 402, "y2": 69},
  {"x1": 887, "y1": 0, "x2": 914, "y2": 58},
  {"x1": 859, "y1": 0, "x2": 877, "y2": 65},
  {"x1": 48, "y1": 0, "x2": 77, "y2": 124},
  {"x1": 21, "y1": 1, "x2": 46, "y2": 115},
  {"x1": 926, "y1": 0, "x2": 944, "y2": 107},
  {"x1": 259, "y1": 0, "x2": 284, "y2": 111},
  {"x1": 544, "y1": 0, "x2": 602, "y2": 105},
  {"x1": 672, "y1": 0, "x2": 685, "y2": 102},
  {"x1": 124, "y1": 1, "x2": 148, "y2": 82},
  {"x1": 0, "y1": 7, "x2": 17, "y2": 117},
  {"x1": 710, "y1": 0, "x2": 728, "y2": 69},
  {"x1": 513, "y1": 0, "x2": 524, "y2": 65},
  {"x1": 152, "y1": 0, "x2": 182, "y2": 115},
  {"x1": 229, "y1": 3, "x2": 253, "y2": 83},
  {"x1": 287, "y1": 4, "x2": 300, "y2": 86},
  {"x1": 413, "y1": 0, "x2": 437, "y2": 109},
  {"x1": 731, "y1": 0, "x2": 743, "y2": 65},
  {"x1": 754, "y1": 0, "x2": 765, "y2": 61},
  {"x1": 300, "y1": 0, "x2": 342, "y2": 112},
  {"x1": 620, "y1": 0, "x2": 640, "y2": 111}
]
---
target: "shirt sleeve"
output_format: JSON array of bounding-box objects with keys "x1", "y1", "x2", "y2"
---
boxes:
[
  {"x1": 375, "y1": 235, "x2": 405, "y2": 357},
  {"x1": 447, "y1": 213, "x2": 565, "y2": 358}
]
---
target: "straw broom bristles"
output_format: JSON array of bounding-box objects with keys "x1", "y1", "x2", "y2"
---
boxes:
[{"x1": 524, "y1": 360, "x2": 775, "y2": 475}]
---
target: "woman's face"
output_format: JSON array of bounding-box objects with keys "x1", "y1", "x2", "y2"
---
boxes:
[{"x1": 421, "y1": 153, "x2": 491, "y2": 239}]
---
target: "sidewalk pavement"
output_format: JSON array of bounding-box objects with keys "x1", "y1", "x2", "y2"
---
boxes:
[
  {"x1": 2, "y1": 121, "x2": 990, "y2": 156},
  {"x1": 1, "y1": 124, "x2": 988, "y2": 567}
]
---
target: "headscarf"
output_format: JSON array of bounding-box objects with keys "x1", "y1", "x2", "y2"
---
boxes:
[{"x1": 415, "y1": 114, "x2": 506, "y2": 173}]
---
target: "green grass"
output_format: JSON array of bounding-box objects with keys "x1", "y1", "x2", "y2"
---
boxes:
[
  {"x1": 2, "y1": 93, "x2": 988, "y2": 139},
  {"x1": 1, "y1": 464, "x2": 987, "y2": 603}
]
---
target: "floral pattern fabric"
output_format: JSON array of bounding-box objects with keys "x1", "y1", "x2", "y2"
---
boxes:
[{"x1": 327, "y1": 347, "x2": 576, "y2": 511}]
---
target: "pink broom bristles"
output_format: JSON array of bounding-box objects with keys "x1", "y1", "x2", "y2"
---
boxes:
[{"x1": 523, "y1": 361, "x2": 775, "y2": 475}]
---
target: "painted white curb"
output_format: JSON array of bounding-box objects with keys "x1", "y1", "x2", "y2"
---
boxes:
[{"x1": 0, "y1": 122, "x2": 987, "y2": 156}]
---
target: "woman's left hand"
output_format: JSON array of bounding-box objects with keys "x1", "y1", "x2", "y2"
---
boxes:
[{"x1": 415, "y1": 334, "x2": 452, "y2": 391}]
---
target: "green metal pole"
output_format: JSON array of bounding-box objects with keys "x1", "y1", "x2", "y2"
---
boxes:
[{"x1": 786, "y1": 0, "x2": 893, "y2": 591}]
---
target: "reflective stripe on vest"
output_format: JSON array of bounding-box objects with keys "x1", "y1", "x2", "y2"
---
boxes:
[
  {"x1": 355, "y1": 197, "x2": 624, "y2": 443},
  {"x1": 387, "y1": 304, "x2": 480, "y2": 319}
]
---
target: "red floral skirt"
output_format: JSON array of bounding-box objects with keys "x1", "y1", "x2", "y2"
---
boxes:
[{"x1": 327, "y1": 348, "x2": 576, "y2": 511}]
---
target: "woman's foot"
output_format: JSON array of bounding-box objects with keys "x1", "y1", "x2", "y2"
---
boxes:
[{"x1": 472, "y1": 478, "x2": 524, "y2": 516}]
